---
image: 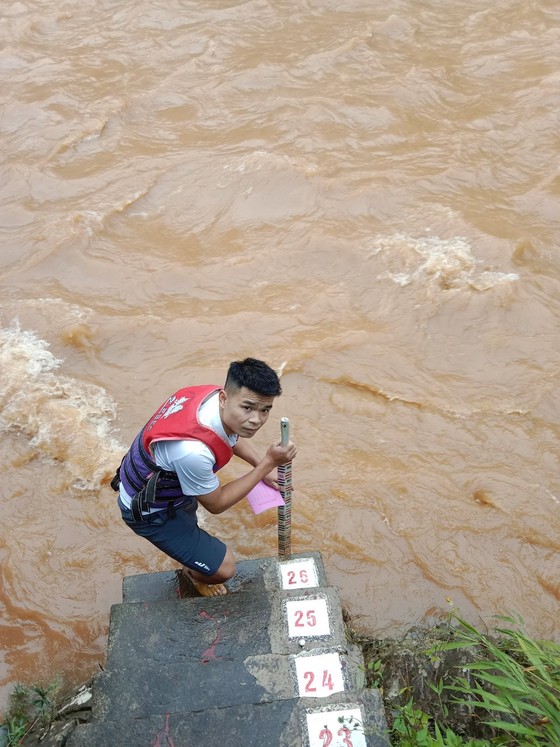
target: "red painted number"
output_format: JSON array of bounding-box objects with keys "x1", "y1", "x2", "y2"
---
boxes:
[
  {"x1": 322, "y1": 670, "x2": 334, "y2": 690},
  {"x1": 287, "y1": 569, "x2": 310, "y2": 584},
  {"x1": 303, "y1": 671, "x2": 316, "y2": 692},
  {"x1": 304, "y1": 669, "x2": 334, "y2": 693},
  {"x1": 317, "y1": 724, "x2": 353, "y2": 746},
  {"x1": 294, "y1": 609, "x2": 317, "y2": 627},
  {"x1": 319, "y1": 726, "x2": 352, "y2": 747}
]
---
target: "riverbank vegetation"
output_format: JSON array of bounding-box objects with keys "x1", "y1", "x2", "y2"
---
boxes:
[
  {"x1": 359, "y1": 612, "x2": 560, "y2": 746},
  {"x1": 0, "y1": 680, "x2": 62, "y2": 746},
  {"x1": 2, "y1": 612, "x2": 559, "y2": 745}
]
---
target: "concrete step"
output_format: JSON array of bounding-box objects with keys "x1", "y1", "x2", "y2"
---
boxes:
[
  {"x1": 96, "y1": 583, "x2": 356, "y2": 717},
  {"x1": 122, "y1": 552, "x2": 328, "y2": 604},
  {"x1": 67, "y1": 689, "x2": 389, "y2": 747},
  {"x1": 92, "y1": 643, "x2": 367, "y2": 719},
  {"x1": 105, "y1": 587, "x2": 349, "y2": 671},
  {"x1": 72, "y1": 552, "x2": 390, "y2": 746}
]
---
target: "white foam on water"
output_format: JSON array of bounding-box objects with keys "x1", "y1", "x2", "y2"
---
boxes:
[
  {"x1": 370, "y1": 233, "x2": 519, "y2": 291},
  {"x1": 0, "y1": 322, "x2": 124, "y2": 491},
  {"x1": 222, "y1": 149, "x2": 318, "y2": 178}
]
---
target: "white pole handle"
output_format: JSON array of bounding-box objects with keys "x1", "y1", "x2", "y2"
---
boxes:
[{"x1": 280, "y1": 417, "x2": 290, "y2": 446}]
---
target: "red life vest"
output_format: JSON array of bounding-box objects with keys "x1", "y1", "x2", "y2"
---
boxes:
[
  {"x1": 117, "y1": 385, "x2": 233, "y2": 515},
  {"x1": 142, "y1": 385, "x2": 233, "y2": 469}
]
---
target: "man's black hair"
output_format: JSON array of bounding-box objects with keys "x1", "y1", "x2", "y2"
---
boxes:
[{"x1": 225, "y1": 358, "x2": 282, "y2": 397}]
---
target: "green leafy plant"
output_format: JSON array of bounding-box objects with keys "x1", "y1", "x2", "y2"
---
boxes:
[
  {"x1": 391, "y1": 694, "x2": 489, "y2": 746},
  {"x1": 1, "y1": 679, "x2": 61, "y2": 746},
  {"x1": 438, "y1": 614, "x2": 560, "y2": 746},
  {"x1": 363, "y1": 611, "x2": 559, "y2": 745},
  {"x1": 367, "y1": 657, "x2": 385, "y2": 687}
]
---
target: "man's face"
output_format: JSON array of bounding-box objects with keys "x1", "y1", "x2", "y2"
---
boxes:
[{"x1": 219, "y1": 387, "x2": 274, "y2": 437}]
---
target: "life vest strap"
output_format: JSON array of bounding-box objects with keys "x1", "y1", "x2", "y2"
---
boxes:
[
  {"x1": 129, "y1": 469, "x2": 186, "y2": 523},
  {"x1": 110, "y1": 465, "x2": 122, "y2": 492}
]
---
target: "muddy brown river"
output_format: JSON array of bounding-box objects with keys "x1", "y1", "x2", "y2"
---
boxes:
[{"x1": 1, "y1": 0, "x2": 559, "y2": 712}]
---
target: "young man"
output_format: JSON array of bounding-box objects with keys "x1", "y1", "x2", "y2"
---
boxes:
[{"x1": 114, "y1": 358, "x2": 296, "y2": 596}]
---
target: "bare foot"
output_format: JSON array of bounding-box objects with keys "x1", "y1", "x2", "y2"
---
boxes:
[{"x1": 181, "y1": 569, "x2": 228, "y2": 597}]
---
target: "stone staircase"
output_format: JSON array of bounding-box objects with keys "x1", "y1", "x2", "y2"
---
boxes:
[{"x1": 67, "y1": 552, "x2": 389, "y2": 746}]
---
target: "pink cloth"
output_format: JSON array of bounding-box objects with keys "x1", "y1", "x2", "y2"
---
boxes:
[{"x1": 246, "y1": 481, "x2": 285, "y2": 514}]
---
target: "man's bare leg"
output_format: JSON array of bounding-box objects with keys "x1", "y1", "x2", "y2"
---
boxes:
[{"x1": 182, "y1": 547, "x2": 236, "y2": 597}]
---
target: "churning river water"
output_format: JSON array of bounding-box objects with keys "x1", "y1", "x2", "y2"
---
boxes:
[{"x1": 1, "y1": 0, "x2": 559, "y2": 712}]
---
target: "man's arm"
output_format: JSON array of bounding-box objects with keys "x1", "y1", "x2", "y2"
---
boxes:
[
  {"x1": 232, "y1": 438, "x2": 260, "y2": 467},
  {"x1": 232, "y1": 439, "x2": 281, "y2": 489},
  {"x1": 198, "y1": 441, "x2": 296, "y2": 515}
]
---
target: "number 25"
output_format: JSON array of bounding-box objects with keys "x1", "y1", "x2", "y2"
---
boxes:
[{"x1": 294, "y1": 609, "x2": 316, "y2": 627}]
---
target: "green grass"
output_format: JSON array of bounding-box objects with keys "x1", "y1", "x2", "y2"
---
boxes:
[
  {"x1": 436, "y1": 614, "x2": 560, "y2": 746},
  {"x1": 1, "y1": 679, "x2": 61, "y2": 746},
  {"x1": 379, "y1": 612, "x2": 560, "y2": 746}
]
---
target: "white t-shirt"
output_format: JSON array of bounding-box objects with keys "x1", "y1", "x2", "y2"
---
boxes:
[{"x1": 119, "y1": 391, "x2": 237, "y2": 512}]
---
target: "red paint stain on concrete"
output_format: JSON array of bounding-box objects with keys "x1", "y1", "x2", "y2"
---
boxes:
[
  {"x1": 200, "y1": 610, "x2": 223, "y2": 663},
  {"x1": 152, "y1": 713, "x2": 175, "y2": 747}
]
